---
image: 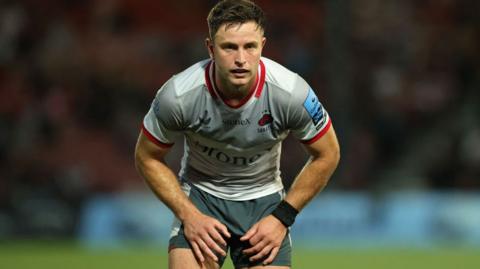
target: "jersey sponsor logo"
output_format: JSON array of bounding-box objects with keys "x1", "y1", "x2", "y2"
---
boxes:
[
  {"x1": 194, "y1": 140, "x2": 263, "y2": 166},
  {"x1": 315, "y1": 110, "x2": 327, "y2": 130},
  {"x1": 223, "y1": 119, "x2": 251, "y2": 126},
  {"x1": 303, "y1": 88, "x2": 324, "y2": 126}
]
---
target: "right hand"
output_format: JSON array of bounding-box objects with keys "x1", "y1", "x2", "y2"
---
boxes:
[{"x1": 182, "y1": 211, "x2": 231, "y2": 263}]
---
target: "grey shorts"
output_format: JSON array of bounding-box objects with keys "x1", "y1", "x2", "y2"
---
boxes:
[{"x1": 169, "y1": 183, "x2": 292, "y2": 268}]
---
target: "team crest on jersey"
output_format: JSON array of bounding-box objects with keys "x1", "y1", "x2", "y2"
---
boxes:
[
  {"x1": 257, "y1": 110, "x2": 273, "y2": 133},
  {"x1": 258, "y1": 113, "x2": 273, "y2": 126}
]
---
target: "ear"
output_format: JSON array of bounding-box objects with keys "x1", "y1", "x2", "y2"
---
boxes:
[
  {"x1": 261, "y1": 37, "x2": 267, "y2": 49},
  {"x1": 205, "y1": 38, "x2": 214, "y2": 59}
]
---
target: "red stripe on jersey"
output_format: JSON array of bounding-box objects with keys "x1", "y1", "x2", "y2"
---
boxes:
[
  {"x1": 204, "y1": 59, "x2": 266, "y2": 108},
  {"x1": 204, "y1": 61, "x2": 218, "y2": 99},
  {"x1": 255, "y1": 60, "x2": 266, "y2": 98},
  {"x1": 301, "y1": 118, "x2": 332, "y2": 145},
  {"x1": 141, "y1": 124, "x2": 174, "y2": 148}
]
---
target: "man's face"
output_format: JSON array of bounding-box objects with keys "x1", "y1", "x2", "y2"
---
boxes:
[{"x1": 207, "y1": 21, "x2": 266, "y2": 90}]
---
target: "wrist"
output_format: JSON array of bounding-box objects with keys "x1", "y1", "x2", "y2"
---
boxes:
[
  {"x1": 271, "y1": 200, "x2": 299, "y2": 228},
  {"x1": 177, "y1": 203, "x2": 201, "y2": 222}
]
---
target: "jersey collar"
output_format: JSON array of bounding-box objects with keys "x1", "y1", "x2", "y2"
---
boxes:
[{"x1": 204, "y1": 59, "x2": 266, "y2": 108}]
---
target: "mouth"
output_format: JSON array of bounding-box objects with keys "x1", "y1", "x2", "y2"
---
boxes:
[{"x1": 230, "y1": 69, "x2": 249, "y2": 78}]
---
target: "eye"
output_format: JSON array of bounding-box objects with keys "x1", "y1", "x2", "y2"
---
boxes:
[
  {"x1": 245, "y1": 43, "x2": 258, "y2": 50},
  {"x1": 222, "y1": 44, "x2": 237, "y2": 51}
]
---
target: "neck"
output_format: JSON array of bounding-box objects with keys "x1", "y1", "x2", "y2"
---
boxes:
[
  {"x1": 214, "y1": 73, "x2": 257, "y2": 105},
  {"x1": 216, "y1": 79, "x2": 252, "y2": 100}
]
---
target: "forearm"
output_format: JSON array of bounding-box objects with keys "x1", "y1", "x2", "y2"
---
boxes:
[
  {"x1": 135, "y1": 156, "x2": 199, "y2": 221},
  {"x1": 285, "y1": 154, "x2": 338, "y2": 211}
]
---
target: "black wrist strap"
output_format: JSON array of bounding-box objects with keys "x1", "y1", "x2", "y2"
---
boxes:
[{"x1": 271, "y1": 200, "x2": 299, "y2": 227}]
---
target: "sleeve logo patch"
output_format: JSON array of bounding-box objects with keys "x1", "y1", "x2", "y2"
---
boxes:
[
  {"x1": 153, "y1": 98, "x2": 161, "y2": 116},
  {"x1": 303, "y1": 88, "x2": 324, "y2": 126}
]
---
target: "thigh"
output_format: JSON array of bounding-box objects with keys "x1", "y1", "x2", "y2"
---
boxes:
[
  {"x1": 169, "y1": 248, "x2": 220, "y2": 269},
  {"x1": 169, "y1": 183, "x2": 229, "y2": 266},
  {"x1": 230, "y1": 232, "x2": 292, "y2": 268},
  {"x1": 229, "y1": 192, "x2": 292, "y2": 268},
  {"x1": 248, "y1": 265, "x2": 290, "y2": 269},
  {"x1": 233, "y1": 256, "x2": 291, "y2": 269}
]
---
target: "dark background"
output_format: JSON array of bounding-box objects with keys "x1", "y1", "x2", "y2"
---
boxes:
[{"x1": 0, "y1": 0, "x2": 479, "y2": 239}]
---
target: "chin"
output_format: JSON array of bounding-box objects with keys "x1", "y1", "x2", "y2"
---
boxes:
[
  {"x1": 230, "y1": 77, "x2": 251, "y2": 86},
  {"x1": 230, "y1": 82, "x2": 248, "y2": 89}
]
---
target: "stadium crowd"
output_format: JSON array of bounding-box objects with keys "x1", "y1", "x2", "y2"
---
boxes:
[{"x1": 0, "y1": 0, "x2": 478, "y2": 238}]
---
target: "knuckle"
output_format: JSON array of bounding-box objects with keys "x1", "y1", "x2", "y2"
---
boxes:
[
  {"x1": 200, "y1": 233, "x2": 211, "y2": 241},
  {"x1": 254, "y1": 243, "x2": 263, "y2": 250},
  {"x1": 210, "y1": 241, "x2": 220, "y2": 248}
]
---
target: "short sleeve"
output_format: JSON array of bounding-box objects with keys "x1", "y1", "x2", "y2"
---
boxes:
[
  {"x1": 142, "y1": 80, "x2": 183, "y2": 147},
  {"x1": 288, "y1": 76, "x2": 332, "y2": 144}
]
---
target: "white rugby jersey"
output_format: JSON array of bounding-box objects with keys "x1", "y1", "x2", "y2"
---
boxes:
[{"x1": 142, "y1": 57, "x2": 331, "y2": 201}]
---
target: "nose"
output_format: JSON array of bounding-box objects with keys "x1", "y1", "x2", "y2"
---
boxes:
[{"x1": 235, "y1": 49, "x2": 246, "y2": 66}]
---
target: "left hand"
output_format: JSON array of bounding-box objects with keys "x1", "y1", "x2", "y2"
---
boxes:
[{"x1": 240, "y1": 215, "x2": 287, "y2": 265}]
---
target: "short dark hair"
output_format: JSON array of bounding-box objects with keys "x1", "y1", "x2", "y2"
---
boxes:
[{"x1": 207, "y1": 0, "x2": 266, "y2": 40}]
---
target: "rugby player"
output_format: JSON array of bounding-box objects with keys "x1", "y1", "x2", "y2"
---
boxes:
[{"x1": 135, "y1": 1, "x2": 340, "y2": 268}]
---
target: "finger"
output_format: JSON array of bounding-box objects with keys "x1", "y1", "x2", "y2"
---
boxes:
[
  {"x1": 250, "y1": 245, "x2": 272, "y2": 262},
  {"x1": 214, "y1": 222, "x2": 231, "y2": 238},
  {"x1": 240, "y1": 223, "x2": 258, "y2": 241},
  {"x1": 263, "y1": 247, "x2": 280, "y2": 265},
  {"x1": 191, "y1": 241, "x2": 205, "y2": 263},
  {"x1": 203, "y1": 234, "x2": 227, "y2": 256},
  {"x1": 209, "y1": 227, "x2": 227, "y2": 247},
  {"x1": 198, "y1": 239, "x2": 219, "y2": 261},
  {"x1": 243, "y1": 240, "x2": 267, "y2": 255},
  {"x1": 247, "y1": 232, "x2": 263, "y2": 246}
]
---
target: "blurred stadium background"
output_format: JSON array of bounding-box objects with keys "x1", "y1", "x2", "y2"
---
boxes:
[{"x1": 0, "y1": 0, "x2": 479, "y2": 268}]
